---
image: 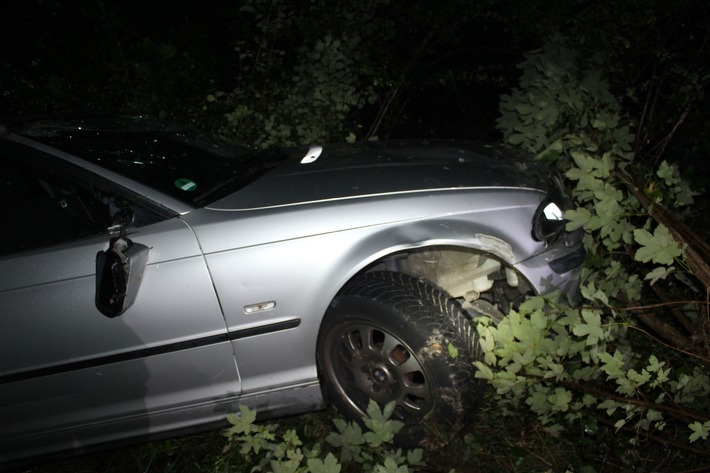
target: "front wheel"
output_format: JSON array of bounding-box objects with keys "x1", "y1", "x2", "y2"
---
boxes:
[{"x1": 317, "y1": 271, "x2": 484, "y2": 447}]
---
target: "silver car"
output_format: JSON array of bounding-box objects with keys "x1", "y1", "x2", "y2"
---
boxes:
[{"x1": 0, "y1": 116, "x2": 584, "y2": 468}]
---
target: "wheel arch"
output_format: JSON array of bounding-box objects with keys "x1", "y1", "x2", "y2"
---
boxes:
[{"x1": 319, "y1": 217, "x2": 538, "y2": 325}]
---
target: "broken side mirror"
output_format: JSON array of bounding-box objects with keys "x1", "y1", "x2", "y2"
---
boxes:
[{"x1": 95, "y1": 236, "x2": 150, "y2": 317}]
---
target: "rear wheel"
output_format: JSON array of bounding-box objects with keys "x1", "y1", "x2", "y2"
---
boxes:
[{"x1": 317, "y1": 271, "x2": 484, "y2": 447}]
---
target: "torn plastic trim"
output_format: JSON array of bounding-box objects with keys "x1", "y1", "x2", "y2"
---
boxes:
[
  {"x1": 95, "y1": 237, "x2": 150, "y2": 317},
  {"x1": 474, "y1": 233, "x2": 515, "y2": 262}
]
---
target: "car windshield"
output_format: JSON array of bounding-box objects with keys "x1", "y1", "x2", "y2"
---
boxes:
[{"x1": 15, "y1": 117, "x2": 278, "y2": 206}]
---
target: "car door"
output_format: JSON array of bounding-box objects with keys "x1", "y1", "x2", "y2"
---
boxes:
[{"x1": 0, "y1": 141, "x2": 240, "y2": 462}]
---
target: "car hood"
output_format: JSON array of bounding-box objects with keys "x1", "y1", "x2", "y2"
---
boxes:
[{"x1": 207, "y1": 140, "x2": 549, "y2": 210}]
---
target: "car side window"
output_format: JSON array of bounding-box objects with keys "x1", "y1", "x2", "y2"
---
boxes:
[{"x1": 0, "y1": 141, "x2": 164, "y2": 256}]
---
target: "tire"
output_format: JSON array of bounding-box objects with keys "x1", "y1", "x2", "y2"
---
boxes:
[{"x1": 317, "y1": 271, "x2": 484, "y2": 447}]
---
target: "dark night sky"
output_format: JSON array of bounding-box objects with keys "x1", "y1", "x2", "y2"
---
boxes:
[
  {"x1": 1, "y1": 1, "x2": 518, "y2": 140},
  {"x1": 2, "y1": 0, "x2": 709, "y2": 153}
]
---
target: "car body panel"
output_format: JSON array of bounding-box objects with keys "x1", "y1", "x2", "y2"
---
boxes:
[
  {"x1": 206, "y1": 141, "x2": 546, "y2": 211},
  {"x1": 0, "y1": 218, "x2": 225, "y2": 374},
  {"x1": 0, "y1": 117, "x2": 583, "y2": 468},
  {"x1": 192, "y1": 190, "x2": 545, "y2": 259},
  {"x1": 0, "y1": 342, "x2": 240, "y2": 463},
  {"x1": 191, "y1": 190, "x2": 562, "y2": 398},
  {"x1": 0, "y1": 217, "x2": 241, "y2": 464}
]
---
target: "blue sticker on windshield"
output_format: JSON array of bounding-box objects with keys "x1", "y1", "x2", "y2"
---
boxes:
[{"x1": 174, "y1": 178, "x2": 197, "y2": 192}]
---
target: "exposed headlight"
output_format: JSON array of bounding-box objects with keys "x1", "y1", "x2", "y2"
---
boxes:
[{"x1": 532, "y1": 199, "x2": 566, "y2": 241}]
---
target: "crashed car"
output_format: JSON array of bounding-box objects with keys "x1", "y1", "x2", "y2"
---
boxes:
[{"x1": 0, "y1": 116, "x2": 584, "y2": 467}]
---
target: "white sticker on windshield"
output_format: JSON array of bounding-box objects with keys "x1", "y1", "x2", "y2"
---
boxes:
[
  {"x1": 300, "y1": 145, "x2": 323, "y2": 164},
  {"x1": 174, "y1": 178, "x2": 197, "y2": 191}
]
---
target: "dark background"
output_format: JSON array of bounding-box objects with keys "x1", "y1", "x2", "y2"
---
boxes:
[{"x1": 1, "y1": 1, "x2": 708, "y2": 178}]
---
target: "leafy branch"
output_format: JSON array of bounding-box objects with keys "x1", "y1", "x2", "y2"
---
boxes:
[
  {"x1": 487, "y1": 35, "x2": 710, "y2": 448},
  {"x1": 221, "y1": 401, "x2": 425, "y2": 473}
]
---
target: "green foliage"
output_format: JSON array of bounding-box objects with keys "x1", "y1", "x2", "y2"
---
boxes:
[
  {"x1": 222, "y1": 402, "x2": 424, "y2": 473},
  {"x1": 204, "y1": 0, "x2": 388, "y2": 147},
  {"x1": 490, "y1": 35, "x2": 710, "y2": 449},
  {"x1": 201, "y1": 0, "x2": 515, "y2": 146},
  {"x1": 633, "y1": 224, "x2": 683, "y2": 266},
  {"x1": 689, "y1": 421, "x2": 710, "y2": 443}
]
